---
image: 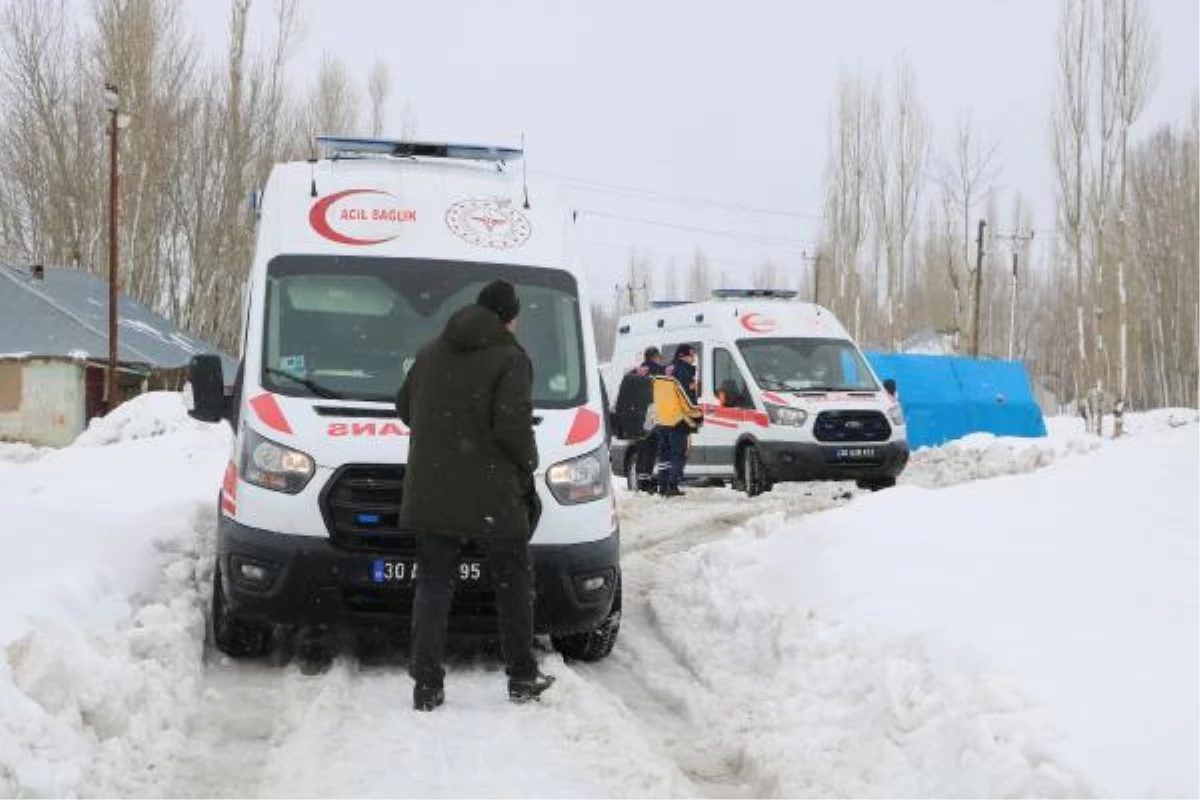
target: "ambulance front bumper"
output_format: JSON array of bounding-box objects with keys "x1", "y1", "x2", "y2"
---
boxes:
[
  {"x1": 216, "y1": 515, "x2": 619, "y2": 636},
  {"x1": 757, "y1": 439, "x2": 909, "y2": 482}
]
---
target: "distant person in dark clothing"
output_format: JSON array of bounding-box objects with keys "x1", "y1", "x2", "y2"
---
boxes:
[
  {"x1": 665, "y1": 344, "x2": 699, "y2": 403},
  {"x1": 638, "y1": 346, "x2": 666, "y2": 377},
  {"x1": 397, "y1": 279, "x2": 554, "y2": 711},
  {"x1": 631, "y1": 346, "x2": 666, "y2": 490}
]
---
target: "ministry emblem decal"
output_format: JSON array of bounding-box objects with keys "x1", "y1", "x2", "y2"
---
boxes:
[{"x1": 445, "y1": 198, "x2": 532, "y2": 249}]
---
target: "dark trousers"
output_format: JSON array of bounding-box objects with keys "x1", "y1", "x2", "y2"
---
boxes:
[
  {"x1": 409, "y1": 532, "x2": 537, "y2": 688},
  {"x1": 634, "y1": 429, "x2": 659, "y2": 489},
  {"x1": 655, "y1": 423, "x2": 691, "y2": 489}
]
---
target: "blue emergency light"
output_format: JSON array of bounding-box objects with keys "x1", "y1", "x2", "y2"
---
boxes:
[{"x1": 316, "y1": 135, "x2": 523, "y2": 163}]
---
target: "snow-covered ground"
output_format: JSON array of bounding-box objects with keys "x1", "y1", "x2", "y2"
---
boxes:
[
  {"x1": 0, "y1": 395, "x2": 229, "y2": 797},
  {"x1": 0, "y1": 394, "x2": 1195, "y2": 797}
]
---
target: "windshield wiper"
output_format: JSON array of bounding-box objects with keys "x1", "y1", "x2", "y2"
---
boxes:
[
  {"x1": 754, "y1": 377, "x2": 796, "y2": 392},
  {"x1": 265, "y1": 367, "x2": 345, "y2": 399},
  {"x1": 754, "y1": 378, "x2": 838, "y2": 393}
]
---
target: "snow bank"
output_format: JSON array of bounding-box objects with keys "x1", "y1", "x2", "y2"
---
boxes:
[
  {"x1": 73, "y1": 391, "x2": 213, "y2": 447},
  {"x1": 644, "y1": 515, "x2": 1088, "y2": 797},
  {"x1": 657, "y1": 417, "x2": 1198, "y2": 797},
  {"x1": 0, "y1": 441, "x2": 49, "y2": 464},
  {"x1": 0, "y1": 398, "x2": 229, "y2": 796},
  {"x1": 903, "y1": 407, "x2": 1199, "y2": 488}
]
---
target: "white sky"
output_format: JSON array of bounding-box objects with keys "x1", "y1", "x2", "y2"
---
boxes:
[{"x1": 186, "y1": 0, "x2": 1198, "y2": 300}]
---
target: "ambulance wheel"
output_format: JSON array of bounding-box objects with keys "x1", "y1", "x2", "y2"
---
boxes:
[
  {"x1": 211, "y1": 563, "x2": 274, "y2": 658},
  {"x1": 741, "y1": 445, "x2": 769, "y2": 498},
  {"x1": 552, "y1": 574, "x2": 621, "y2": 662}
]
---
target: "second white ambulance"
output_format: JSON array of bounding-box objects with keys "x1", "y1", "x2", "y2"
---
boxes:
[{"x1": 608, "y1": 290, "x2": 908, "y2": 495}]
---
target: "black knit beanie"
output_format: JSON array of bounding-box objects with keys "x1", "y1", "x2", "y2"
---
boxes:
[{"x1": 477, "y1": 280, "x2": 520, "y2": 323}]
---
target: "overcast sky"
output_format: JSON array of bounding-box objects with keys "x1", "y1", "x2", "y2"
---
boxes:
[{"x1": 187, "y1": 0, "x2": 1197, "y2": 301}]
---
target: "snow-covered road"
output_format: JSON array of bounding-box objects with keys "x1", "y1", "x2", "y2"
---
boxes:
[{"x1": 1, "y1": 395, "x2": 1196, "y2": 798}]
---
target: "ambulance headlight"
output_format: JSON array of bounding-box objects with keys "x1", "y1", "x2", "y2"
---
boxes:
[
  {"x1": 546, "y1": 448, "x2": 610, "y2": 504},
  {"x1": 241, "y1": 426, "x2": 315, "y2": 494},
  {"x1": 887, "y1": 405, "x2": 906, "y2": 426},
  {"x1": 765, "y1": 403, "x2": 808, "y2": 427}
]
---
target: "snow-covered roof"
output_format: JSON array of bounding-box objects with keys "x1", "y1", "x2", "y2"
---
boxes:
[{"x1": 0, "y1": 264, "x2": 235, "y2": 380}]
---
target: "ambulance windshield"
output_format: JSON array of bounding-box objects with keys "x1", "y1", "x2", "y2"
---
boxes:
[
  {"x1": 737, "y1": 337, "x2": 879, "y2": 393},
  {"x1": 261, "y1": 255, "x2": 585, "y2": 407}
]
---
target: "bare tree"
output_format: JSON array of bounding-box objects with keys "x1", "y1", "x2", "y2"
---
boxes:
[
  {"x1": 1108, "y1": 0, "x2": 1156, "y2": 433},
  {"x1": 752, "y1": 258, "x2": 781, "y2": 291},
  {"x1": 820, "y1": 69, "x2": 873, "y2": 335},
  {"x1": 367, "y1": 58, "x2": 390, "y2": 138},
  {"x1": 937, "y1": 112, "x2": 998, "y2": 349},
  {"x1": 298, "y1": 50, "x2": 362, "y2": 146},
  {"x1": 687, "y1": 249, "x2": 714, "y2": 301},
  {"x1": 889, "y1": 57, "x2": 929, "y2": 349},
  {"x1": 1051, "y1": 0, "x2": 1092, "y2": 409}
]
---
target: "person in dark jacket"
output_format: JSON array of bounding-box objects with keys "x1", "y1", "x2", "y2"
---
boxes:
[
  {"x1": 396, "y1": 279, "x2": 555, "y2": 711},
  {"x1": 637, "y1": 346, "x2": 666, "y2": 377},
  {"x1": 632, "y1": 346, "x2": 665, "y2": 491},
  {"x1": 657, "y1": 344, "x2": 701, "y2": 496},
  {"x1": 665, "y1": 344, "x2": 699, "y2": 403}
]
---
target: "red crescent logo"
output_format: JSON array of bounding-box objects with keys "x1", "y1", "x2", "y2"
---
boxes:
[
  {"x1": 309, "y1": 189, "x2": 396, "y2": 246},
  {"x1": 740, "y1": 313, "x2": 777, "y2": 334}
]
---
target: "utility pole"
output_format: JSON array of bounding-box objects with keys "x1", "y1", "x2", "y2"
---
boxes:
[
  {"x1": 801, "y1": 250, "x2": 822, "y2": 306},
  {"x1": 103, "y1": 83, "x2": 122, "y2": 414},
  {"x1": 995, "y1": 229, "x2": 1035, "y2": 360},
  {"x1": 970, "y1": 219, "x2": 987, "y2": 358}
]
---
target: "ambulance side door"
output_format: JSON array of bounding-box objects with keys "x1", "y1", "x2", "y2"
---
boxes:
[{"x1": 705, "y1": 345, "x2": 755, "y2": 475}]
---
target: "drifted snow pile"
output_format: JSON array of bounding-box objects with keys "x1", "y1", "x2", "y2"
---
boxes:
[
  {"x1": 640, "y1": 413, "x2": 1198, "y2": 797},
  {"x1": 73, "y1": 390, "x2": 215, "y2": 447},
  {"x1": 903, "y1": 407, "x2": 1198, "y2": 488},
  {"x1": 643, "y1": 514, "x2": 1087, "y2": 798},
  {"x1": 0, "y1": 393, "x2": 229, "y2": 797}
]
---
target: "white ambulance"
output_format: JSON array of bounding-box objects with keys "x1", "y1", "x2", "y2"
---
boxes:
[
  {"x1": 187, "y1": 137, "x2": 619, "y2": 661},
  {"x1": 608, "y1": 290, "x2": 908, "y2": 495}
]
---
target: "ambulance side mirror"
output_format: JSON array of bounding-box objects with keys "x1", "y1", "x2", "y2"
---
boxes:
[
  {"x1": 883, "y1": 378, "x2": 897, "y2": 398},
  {"x1": 188, "y1": 354, "x2": 227, "y2": 424}
]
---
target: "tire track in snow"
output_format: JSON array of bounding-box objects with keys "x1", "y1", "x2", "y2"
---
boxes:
[{"x1": 572, "y1": 484, "x2": 854, "y2": 797}]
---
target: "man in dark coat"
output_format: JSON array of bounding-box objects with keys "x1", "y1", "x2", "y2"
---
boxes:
[
  {"x1": 616, "y1": 346, "x2": 666, "y2": 492},
  {"x1": 397, "y1": 279, "x2": 555, "y2": 711}
]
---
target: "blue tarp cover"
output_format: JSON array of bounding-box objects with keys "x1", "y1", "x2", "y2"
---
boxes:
[{"x1": 865, "y1": 352, "x2": 1047, "y2": 449}]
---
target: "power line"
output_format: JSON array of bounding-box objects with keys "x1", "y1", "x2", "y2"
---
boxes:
[
  {"x1": 580, "y1": 240, "x2": 800, "y2": 271},
  {"x1": 534, "y1": 169, "x2": 823, "y2": 220},
  {"x1": 574, "y1": 209, "x2": 814, "y2": 248}
]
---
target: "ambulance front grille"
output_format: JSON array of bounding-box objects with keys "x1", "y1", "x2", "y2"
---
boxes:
[
  {"x1": 321, "y1": 464, "x2": 413, "y2": 552},
  {"x1": 812, "y1": 410, "x2": 892, "y2": 443},
  {"x1": 320, "y1": 464, "x2": 489, "y2": 556}
]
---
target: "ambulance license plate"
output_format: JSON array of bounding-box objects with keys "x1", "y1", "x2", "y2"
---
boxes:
[
  {"x1": 831, "y1": 447, "x2": 878, "y2": 461},
  {"x1": 370, "y1": 559, "x2": 483, "y2": 584}
]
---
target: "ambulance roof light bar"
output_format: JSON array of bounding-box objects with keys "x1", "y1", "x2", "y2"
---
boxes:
[
  {"x1": 711, "y1": 288, "x2": 798, "y2": 300},
  {"x1": 315, "y1": 135, "x2": 523, "y2": 164}
]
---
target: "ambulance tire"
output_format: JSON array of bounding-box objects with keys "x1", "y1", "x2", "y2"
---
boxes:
[
  {"x1": 211, "y1": 563, "x2": 274, "y2": 659},
  {"x1": 552, "y1": 573, "x2": 622, "y2": 662},
  {"x1": 741, "y1": 445, "x2": 769, "y2": 498}
]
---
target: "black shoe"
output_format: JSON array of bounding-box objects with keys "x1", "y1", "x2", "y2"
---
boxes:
[
  {"x1": 413, "y1": 682, "x2": 445, "y2": 712},
  {"x1": 508, "y1": 673, "x2": 556, "y2": 704},
  {"x1": 661, "y1": 485, "x2": 685, "y2": 497}
]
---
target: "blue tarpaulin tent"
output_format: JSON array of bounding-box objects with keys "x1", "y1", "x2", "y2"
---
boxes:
[{"x1": 864, "y1": 352, "x2": 1047, "y2": 449}]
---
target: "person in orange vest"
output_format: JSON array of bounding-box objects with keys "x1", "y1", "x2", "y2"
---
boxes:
[{"x1": 652, "y1": 349, "x2": 703, "y2": 497}]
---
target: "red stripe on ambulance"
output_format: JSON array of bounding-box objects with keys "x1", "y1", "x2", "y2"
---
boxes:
[
  {"x1": 564, "y1": 407, "x2": 601, "y2": 445},
  {"x1": 249, "y1": 393, "x2": 293, "y2": 435}
]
